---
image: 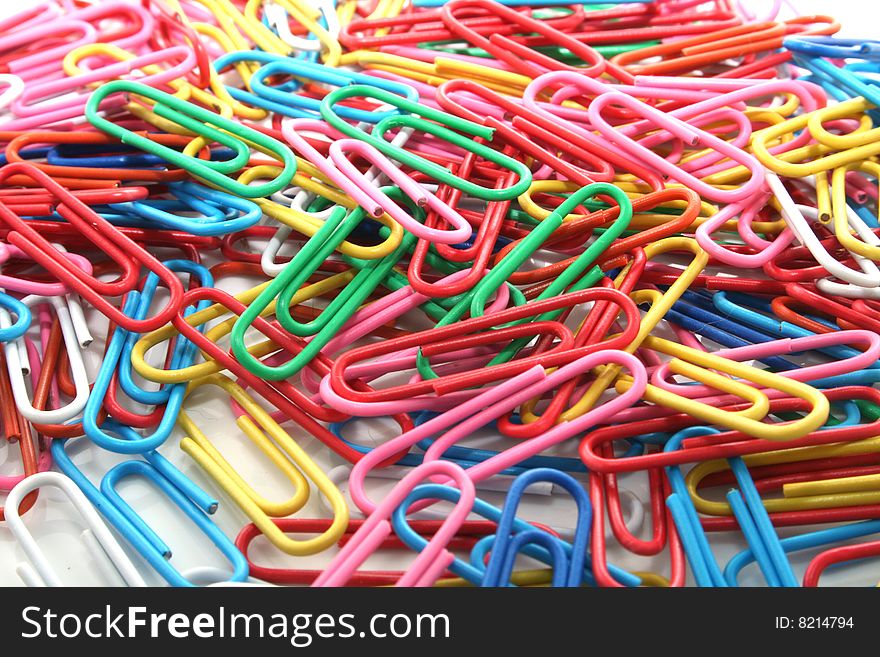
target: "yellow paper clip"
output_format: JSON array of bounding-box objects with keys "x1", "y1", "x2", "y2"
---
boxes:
[{"x1": 179, "y1": 374, "x2": 348, "y2": 555}]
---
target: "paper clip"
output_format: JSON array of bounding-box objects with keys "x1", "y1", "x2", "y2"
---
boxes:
[
  {"x1": 323, "y1": 287, "x2": 639, "y2": 414},
  {"x1": 0, "y1": 163, "x2": 185, "y2": 332},
  {"x1": 230, "y1": 187, "x2": 417, "y2": 381},
  {"x1": 179, "y1": 373, "x2": 349, "y2": 555},
  {"x1": 666, "y1": 428, "x2": 798, "y2": 587},
  {"x1": 340, "y1": 4, "x2": 583, "y2": 49},
  {"x1": 479, "y1": 469, "x2": 590, "y2": 587},
  {"x1": 314, "y1": 460, "x2": 476, "y2": 587},
  {"x1": 440, "y1": 0, "x2": 623, "y2": 80},
  {"x1": 86, "y1": 80, "x2": 297, "y2": 197},
  {"x1": 804, "y1": 536, "x2": 880, "y2": 586},
  {"x1": 611, "y1": 15, "x2": 839, "y2": 76},
  {"x1": 5, "y1": 472, "x2": 147, "y2": 587},
  {"x1": 0, "y1": 17, "x2": 97, "y2": 82},
  {"x1": 109, "y1": 182, "x2": 262, "y2": 236},
  {"x1": 1, "y1": 45, "x2": 197, "y2": 131},
  {"x1": 52, "y1": 431, "x2": 248, "y2": 587}
]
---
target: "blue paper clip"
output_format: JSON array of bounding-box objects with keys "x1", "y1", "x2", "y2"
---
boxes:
[
  {"x1": 0, "y1": 145, "x2": 52, "y2": 167},
  {"x1": 83, "y1": 261, "x2": 213, "y2": 453},
  {"x1": 249, "y1": 58, "x2": 419, "y2": 121},
  {"x1": 107, "y1": 182, "x2": 262, "y2": 236},
  {"x1": 213, "y1": 51, "x2": 417, "y2": 121},
  {"x1": 664, "y1": 427, "x2": 728, "y2": 587},
  {"x1": 0, "y1": 291, "x2": 31, "y2": 342},
  {"x1": 726, "y1": 519, "x2": 880, "y2": 586},
  {"x1": 116, "y1": 260, "x2": 214, "y2": 406},
  {"x1": 391, "y1": 482, "x2": 641, "y2": 587},
  {"x1": 52, "y1": 431, "x2": 245, "y2": 587},
  {"x1": 666, "y1": 427, "x2": 796, "y2": 587},
  {"x1": 784, "y1": 35, "x2": 880, "y2": 61},
  {"x1": 789, "y1": 50, "x2": 880, "y2": 107}
]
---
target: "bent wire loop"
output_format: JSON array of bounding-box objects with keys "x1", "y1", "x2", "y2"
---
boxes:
[
  {"x1": 478, "y1": 468, "x2": 591, "y2": 587},
  {"x1": 86, "y1": 80, "x2": 297, "y2": 198},
  {"x1": 178, "y1": 373, "x2": 349, "y2": 555},
  {"x1": 51, "y1": 431, "x2": 248, "y2": 588},
  {"x1": 5, "y1": 472, "x2": 147, "y2": 587},
  {"x1": 0, "y1": 162, "x2": 185, "y2": 332},
  {"x1": 313, "y1": 460, "x2": 476, "y2": 587}
]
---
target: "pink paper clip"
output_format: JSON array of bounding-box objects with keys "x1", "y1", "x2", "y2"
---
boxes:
[
  {"x1": 341, "y1": 350, "x2": 647, "y2": 516},
  {"x1": 281, "y1": 118, "x2": 450, "y2": 239},
  {"x1": 0, "y1": 3, "x2": 62, "y2": 38},
  {"x1": 313, "y1": 460, "x2": 476, "y2": 587},
  {"x1": 0, "y1": 19, "x2": 96, "y2": 82},
  {"x1": 584, "y1": 92, "x2": 768, "y2": 204},
  {"x1": 0, "y1": 242, "x2": 93, "y2": 297},
  {"x1": 327, "y1": 139, "x2": 473, "y2": 245},
  {"x1": 65, "y1": 1, "x2": 155, "y2": 53},
  {"x1": 2, "y1": 46, "x2": 197, "y2": 130},
  {"x1": 693, "y1": 194, "x2": 796, "y2": 268}
]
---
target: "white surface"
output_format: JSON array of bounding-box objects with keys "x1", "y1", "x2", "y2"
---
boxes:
[{"x1": 0, "y1": 0, "x2": 877, "y2": 588}]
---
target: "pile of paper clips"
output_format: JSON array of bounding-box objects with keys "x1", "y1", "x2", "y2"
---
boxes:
[{"x1": 2, "y1": 0, "x2": 880, "y2": 588}]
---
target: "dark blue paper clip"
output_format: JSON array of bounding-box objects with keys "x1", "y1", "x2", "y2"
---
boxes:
[
  {"x1": 479, "y1": 468, "x2": 591, "y2": 587},
  {"x1": 46, "y1": 143, "x2": 169, "y2": 168},
  {"x1": 391, "y1": 482, "x2": 641, "y2": 587},
  {"x1": 117, "y1": 260, "x2": 214, "y2": 405},
  {"x1": 45, "y1": 143, "x2": 240, "y2": 169},
  {"x1": 665, "y1": 291, "x2": 797, "y2": 371},
  {"x1": 0, "y1": 145, "x2": 52, "y2": 167}
]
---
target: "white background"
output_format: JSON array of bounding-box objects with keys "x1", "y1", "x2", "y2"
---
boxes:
[{"x1": 0, "y1": 0, "x2": 875, "y2": 587}]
